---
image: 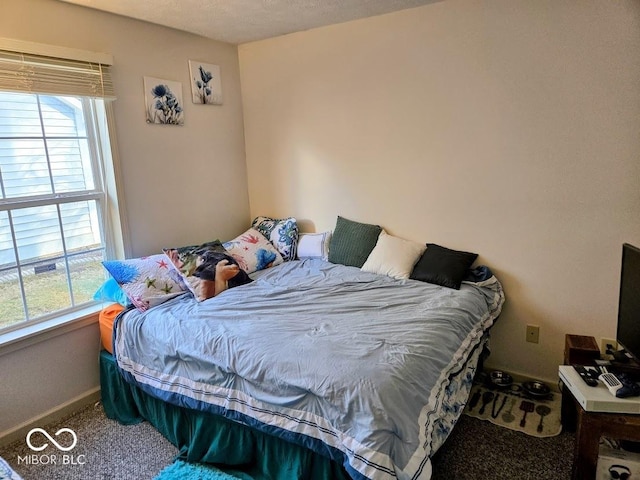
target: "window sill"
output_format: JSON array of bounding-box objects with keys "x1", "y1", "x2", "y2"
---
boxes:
[{"x1": 0, "y1": 303, "x2": 104, "y2": 357}]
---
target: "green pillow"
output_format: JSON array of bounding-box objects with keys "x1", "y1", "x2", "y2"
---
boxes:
[{"x1": 328, "y1": 216, "x2": 382, "y2": 268}]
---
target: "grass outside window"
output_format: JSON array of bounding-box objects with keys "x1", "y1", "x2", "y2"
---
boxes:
[{"x1": 0, "y1": 258, "x2": 104, "y2": 330}]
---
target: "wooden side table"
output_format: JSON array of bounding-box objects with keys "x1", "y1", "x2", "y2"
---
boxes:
[
  {"x1": 559, "y1": 365, "x2": 640, "y2": 480},
  {"x1": 572, "y1": 402, "x2": 640, "y2": 479},
  {"x1": 562, "y1": 334, "x2": 600, "y2": 431}
]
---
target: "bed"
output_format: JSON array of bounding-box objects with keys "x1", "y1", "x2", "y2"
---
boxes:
[{"x1": 101, "y1": 256, "x2": 504, "y2": 480}]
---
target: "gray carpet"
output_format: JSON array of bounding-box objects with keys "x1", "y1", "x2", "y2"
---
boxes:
[
  {"x1": 0, "y1": 403, "x2": 177, "y2": 480},
  {"x1": 0, "y1": 402, "x2": 575, "y2": 480}
]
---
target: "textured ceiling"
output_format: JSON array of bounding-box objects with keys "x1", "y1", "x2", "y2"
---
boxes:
[{"x1": 56, "y1": 0, "x2": 441, "y2": 44}]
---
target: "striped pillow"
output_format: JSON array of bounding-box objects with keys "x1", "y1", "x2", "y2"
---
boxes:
[{"x1": 328, "y1": 216, "x2": 382, "y2": 268}]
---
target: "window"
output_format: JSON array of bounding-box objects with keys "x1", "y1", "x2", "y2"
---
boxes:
[{"x1": 0, "y1": 41, "x2": 124, "y2": 334}]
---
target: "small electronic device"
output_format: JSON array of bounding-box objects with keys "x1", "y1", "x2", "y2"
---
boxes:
[
  {"x1": 599, "y1": 372, "x2": 623, "y2": 395},
  {"x1": 615, "y1": 372, "x2": 640, "y2": 398},
  {"x1": 573, "y1": 365, "x2": 598, "y2": 387},
  {"x1": 598, "y1": 370, "x2": 640, "y2": 398}
]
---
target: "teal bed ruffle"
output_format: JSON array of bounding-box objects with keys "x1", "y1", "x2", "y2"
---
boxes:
[{"x1": 100, "y1": 350, "x2": 349, "y2": 480}]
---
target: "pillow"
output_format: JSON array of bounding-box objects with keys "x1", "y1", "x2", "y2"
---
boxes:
[
  {"x1": 93, "y1": 277, "x2": 131, "y2": 307},
  {"x1": 163, "y1": 240, "x2": 227, "y2": 298},
  {"x1": 251, "y1": 216, "x2": 299, "y2": 261},
  {"x1": 102, "y1": 254, "x2": 186, "y2": 311},
  {"x1": 163, "y1": 241, "x2": 252, "y2": 301},
  {"x1": 361, "y1": 231, "x2": 426, "y2": 280},
  {"x1": 410, "y1": 243, "x2": 478, "y2": 289},
  {"x1": 297, "y1": 231, "x2": 332, "y2": 260},
  {"x1": 328, "y1": 216, "x2": 382, "y2": 268},
  {"x1": 223, "y1": 228, "x2": 284, "y2": 274}
]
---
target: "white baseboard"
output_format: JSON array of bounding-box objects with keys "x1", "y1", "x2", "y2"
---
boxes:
[{"x1": 0, "y1": 387, "x2": 101, "y2": 448}]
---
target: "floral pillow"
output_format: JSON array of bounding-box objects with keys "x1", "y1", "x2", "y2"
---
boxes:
[
  {"x1": 102, "y1": 254, "x2": 186, "y2": 311},
  {"x1": 251, "y1": 216, "x2": 299, "y2": 261},
  {"x1": 223, "y1": 228, "x2": 283, "y2": 274}
]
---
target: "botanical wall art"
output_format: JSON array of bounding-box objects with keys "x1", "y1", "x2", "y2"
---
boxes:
[
  {"x1": 144, "y1": 76, "x2": 184, "y2": 125},
  {"x1": 188, "y1": 60, "x2": 222, "y2": 105}
]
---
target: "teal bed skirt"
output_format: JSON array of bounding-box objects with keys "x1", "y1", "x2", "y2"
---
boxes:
[{"x1": 99, "y1": 350, "x2": 350, "y2": 480}]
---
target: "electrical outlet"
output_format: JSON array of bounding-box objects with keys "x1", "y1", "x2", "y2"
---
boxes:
[
  {"x1": 600, "y1": 337, "x2": 617, "y2": 356},
  {"x1": 526, "y1": 325, "x2": 540, "y2": 344}
]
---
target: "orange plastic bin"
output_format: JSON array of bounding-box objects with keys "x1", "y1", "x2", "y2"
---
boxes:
[{"x1": 99, "y1": 303, "x2": 125, "y2": 354}]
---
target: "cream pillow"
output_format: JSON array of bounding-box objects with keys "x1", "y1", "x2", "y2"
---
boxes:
[{"x1": 361, "y1": 231, "x2": 426, "y2": 280}]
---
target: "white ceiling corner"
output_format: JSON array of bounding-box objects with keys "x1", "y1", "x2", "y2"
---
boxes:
[{"x1": 55, "y1": 0, "x2": 442, "y2": 45}]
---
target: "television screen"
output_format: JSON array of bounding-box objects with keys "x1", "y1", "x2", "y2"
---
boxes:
[{"x1": 616, "y1": 243, "x2": 640, "y2": 363}]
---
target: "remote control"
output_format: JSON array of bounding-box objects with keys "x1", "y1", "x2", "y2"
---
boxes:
[
  {"x1": 573, "y1": 365, "x2": 598, "y2": 387},
  {"x1": 599, "y1": 372, "x2": 623, "y2": 395}
]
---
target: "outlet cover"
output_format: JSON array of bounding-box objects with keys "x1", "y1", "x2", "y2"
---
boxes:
[
  {"x1": 526, "y1": 325, "x2": 540, "y2": 344},
  {"x1": 600, "y1": 337, "x2": 617, "y2": 356}
]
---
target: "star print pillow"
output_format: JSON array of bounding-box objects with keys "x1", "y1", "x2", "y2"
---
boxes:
[{"x1": 102, "y1": 254, "x2": 187, "y2": 311}]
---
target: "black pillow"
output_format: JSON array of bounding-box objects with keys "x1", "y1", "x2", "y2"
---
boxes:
[{"x1": 410, "y1": 243, "x2": 478, "y2": 289}]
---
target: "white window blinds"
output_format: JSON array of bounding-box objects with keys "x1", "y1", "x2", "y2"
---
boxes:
[{"x1": 0, "y1": 40, "x2": 115, "y2": 99}]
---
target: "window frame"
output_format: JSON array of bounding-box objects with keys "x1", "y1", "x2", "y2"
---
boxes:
[{"x1": 0, "y1": 38, "x2": 128, "y2": 341}]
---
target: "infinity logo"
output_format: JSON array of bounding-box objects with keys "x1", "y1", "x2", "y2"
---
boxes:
[{"x1": 26, "y1": 428, "x2": 77, "y2": 452}]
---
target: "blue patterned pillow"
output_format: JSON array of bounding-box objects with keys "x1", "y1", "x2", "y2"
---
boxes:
[
  {"x1": 102, "y1": 254, "x2": 186, "y2": 311},
  {"x1": 251, "y1": 216, "x2": 299, "y2": 261},
  {"x1": 223, "y1": 228, "x2": 283, "y2": 274}
]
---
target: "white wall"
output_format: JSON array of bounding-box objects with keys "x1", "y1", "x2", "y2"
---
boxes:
[
  {"x1": 0, "y1": 320, "x2": 101, "y2": 442},
  {"x1": 239, "y1": 0, "x2": 640, "y2": 382},
  {"x1": 3, "y1": 0, "x2": 250, "y2": 256},
  {"x1": 1, "y1": 0, "x2": 639, "y2": 442},
  {"x1": 1, "y1": 0, "x2": 250, "y2": 438}
]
